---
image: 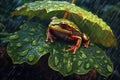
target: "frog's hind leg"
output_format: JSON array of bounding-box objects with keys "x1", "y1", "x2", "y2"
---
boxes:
[
  {"x1": 66, "y1": 35, "x2": 82, "y2": 54},
  {"x1": 46, "y1": 28, "x2": 54, "y2": 43}
]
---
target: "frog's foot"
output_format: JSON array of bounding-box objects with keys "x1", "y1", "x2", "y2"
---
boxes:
[
  {"x1": 83, "y1": 40, "x2": 90, "y2": 48},
  {"x1": 46, "y1": 28, "x2": 54, "y2": 43},
  {"x1": 82, "y1": 33, "x2": 90, "y2": 48},
  {"x1": 66, "y1": 45, "x2": 78, "y2": 54},
  {"x1": 66, "y1": 35, "x2": 82, "y2": 54}
]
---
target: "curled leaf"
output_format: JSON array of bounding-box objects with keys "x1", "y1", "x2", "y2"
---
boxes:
[{"x1": 12, "y1": 1, "x2": 117, "y2": 47}]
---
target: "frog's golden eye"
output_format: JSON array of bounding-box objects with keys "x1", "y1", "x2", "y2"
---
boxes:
[{"x1": 60, "y1": 23, "x2": 68, "y2": 29}]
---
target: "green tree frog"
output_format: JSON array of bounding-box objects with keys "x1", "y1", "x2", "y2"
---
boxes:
[{"x1": 46, "y1": 17, "x2": 90, "y2": 54}]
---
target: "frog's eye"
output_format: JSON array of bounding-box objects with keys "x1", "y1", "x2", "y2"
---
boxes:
[{"x1": 60, "y1": 23, "x2": 68, "y2": 29}]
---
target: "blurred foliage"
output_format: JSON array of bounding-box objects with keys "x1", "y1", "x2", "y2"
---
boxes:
[
  {"x1": 0, "y1": 23, "x2": 5, "y2": 32},
  {"x1": 0, "y1": 0, "x2": 23, "y2": 33},
  {"x1": 102, "y1": 2, "x2": 120, "y2": 32}
]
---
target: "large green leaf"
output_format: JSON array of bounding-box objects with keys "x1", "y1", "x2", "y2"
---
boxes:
[
  {"x1": 11, "y1": 1, "x2": 117, "y2": 47},
  {"x1": 7, "y1": 22, "x2": 113, "y2": 77}
]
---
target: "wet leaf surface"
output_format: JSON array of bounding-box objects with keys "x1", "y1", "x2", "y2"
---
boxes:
[
  {"x1": 7, "y1": 22, "x2": 113, "y2": 77},
  {"x1": 48, "y1": 41, "x2": 113, "y2": 77},
  {"x1": 7, "y1": 22, "x2": 50, "y2": 65}
]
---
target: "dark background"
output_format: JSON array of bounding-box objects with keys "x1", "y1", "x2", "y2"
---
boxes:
[{"x1": 0, "y1": 0, "x2": 120, "y2": 80}]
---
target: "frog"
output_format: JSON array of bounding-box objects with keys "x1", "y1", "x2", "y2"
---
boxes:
[{"x1": 46, "y1": 17, "x2": 90, "y2": 54}]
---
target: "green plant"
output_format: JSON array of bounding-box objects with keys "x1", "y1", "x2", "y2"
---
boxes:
[{"x1": 4, "y1": 0, "x2": 117, "y2": 77}]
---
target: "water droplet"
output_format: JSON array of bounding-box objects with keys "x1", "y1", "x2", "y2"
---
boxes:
[
  {"x1": 62, "y1": 48, "x2": 66, "y2": 52},
  {"x1": 58, "y1": 64, "x2": 62, "y2": 69},
  {"x1": 78, "y1": 61, "x2": 82, "y2": 66},
  {"x1": 9, "y1": 43, "x2": 13, "y2": 47},
  {"x1": 16, "y1": 6, "x2": 22, "y2": 10},
  {"x1": 76, "y1": 69, "x2": 81, "y2": 73},
  {"x1": 54, "y1": 57, "x2": 59, "y2": 66},
  {"x1": 63, "y1": 59, "x2": 67, "y2": 64},
  {"x1": 85, "y1": 63, "x2": 90, "y2": 69},
  {"x1": 31, "y1": 39, "x2": 38, "y2": 46},
  {"x1": 7, "y1": 50, "x2": 12, "y2": 54},
  {"x1": 73, "y1": 58, "x2": 76, "y2": 61},
  {"x1": 20, "y1": 49, "x2": 29, "y2": 56},
  {"x1": 23, "y1": 38, "x2": 30, "y2": 42},
  {"x1": 16, "y1": 43, "x2": 22, "y2": 47},
  {"x1": 38, "y1": 47, "x2": 44, "y2": 52},
  {"x1": 29, "y1": 28, "x2": 36, "y2": 33},
  {"x1": 80, "y1": 51, "x2": 87, "y2": 58},
  {"x1": 43, "y1": 44, "x2": 50, "y2": 48},
  {"x1": 28, "y1": 54, "x2": 35, "y2": 62},
  {"x1": 94, "y1": 64, "x2": 98, "y2": 68},
  {"x1": 20, "y1": 25, "x2": 23, "y2": 30},
  {"x1": 66, "y1": 61, "x2": 72, "y2": 72},
  {"x1": 107, "y1": 65, "x2": 113, "y2": 72},
  {"x1": 29, "y1": 33, "x2": 34, "y2": 36},
  {"x1": 43, "y1": 51, "x2": 47, "y2": 54},
  {"x1": 100, "y1": 56, "x2": 104, "y2": 59},
  {"x1": 63, "y1": 53, "x2": 68, "y2": 57},
  {"x1": 89, "y1": 58, "x2": 93, "y2": 62},
  {"x1": 104, "y1": 60, "x2": 107, "y2": 63},
  {"x1": 96, "y1": 50, "x2": 101, "y2": 54},
  {"x1": 9, "y1": 35, "x2": 19, "y2": 40},
  {"x1": 48, "y1": 8, "x2": 54, "y2": 11},
  {"x1": 16, "y1": 56, "x2": 20, "y2": 61}
]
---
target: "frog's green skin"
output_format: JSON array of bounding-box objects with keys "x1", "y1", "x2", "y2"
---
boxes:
[{"x1": 46, "y1": 17, "x2": 90, "y2": 54}]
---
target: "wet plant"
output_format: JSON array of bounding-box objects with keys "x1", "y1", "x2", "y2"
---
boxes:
[{"x1": 0, "y1": 0, "x2": 118, "y2": 80}]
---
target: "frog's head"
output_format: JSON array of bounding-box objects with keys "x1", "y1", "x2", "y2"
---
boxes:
[{"x1": 49, "y1": 17, "x2": 80, "y2": 32}]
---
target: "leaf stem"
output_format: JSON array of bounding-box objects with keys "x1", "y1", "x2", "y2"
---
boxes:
[
  {"x1": 71, "y1": 0, "x2": 75, "y2": 4},
  {"x1": 63, "y1": 0, "x2": 75, "y2": 19},
  {"x1": 63, "y1": 11, "x2": 68, "y2": 19}
]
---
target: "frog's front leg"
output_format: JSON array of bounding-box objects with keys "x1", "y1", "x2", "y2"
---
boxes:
[
  {"x1": 46, "y1": 28, "x2": 54, "y2": 42},
  {"x1": 66, "y1": 35, "x2": 82, "y2": 54}
]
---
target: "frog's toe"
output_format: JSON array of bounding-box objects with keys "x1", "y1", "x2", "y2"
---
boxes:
[
  {"x1": 45, "y1": 39, "x2": 48, "y2": 42},
  {"x1": 66, "y1": 45, "x2": 77, "y2": 54},
  {"x1": 83, "y1": 40, "x2": 90, "y2": 48},
  {"x1": 50, "y1": 39, "x2": 54, "y2": 43},
  {"x1": 45, "y1": 36, "x2": 54, "y2": 43}
]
